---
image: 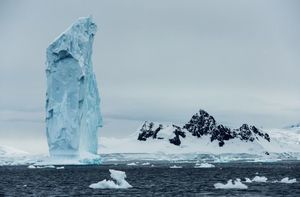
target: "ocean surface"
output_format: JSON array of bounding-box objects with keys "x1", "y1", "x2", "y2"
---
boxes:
[{"x1": 0, "y1": 161, "x2": 299, "y2": 196}]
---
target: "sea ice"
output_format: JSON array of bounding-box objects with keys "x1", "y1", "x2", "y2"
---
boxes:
[
  {"x1": 127, "y1": 162, "x2": 137, "y2": 166},
  {"x1": 89, "y1": 169, "x2": 132, "y2": 189},
  {"x1": 280, "y1": 177, "x2": 297, "y2": 184},
  {"x1": 214, "y1": 179, "x2": 248, "y2": 189},
  {"x1": 170, "y1": 165, "x2": 182, "y2": 168},
  {"x1": 45, "y1": 16, "x2": 102, "y2": 157},
  {"x1": 27, "y1": 165, "x2": 55, "y2": 169},
  {"x1": 244, "y1": 178, "x2": 252, "y2": 183},
  {"x1": 194, "y1": 162, "x2": 215, "y2": 168},
  {"x1": 252, "y1": 176, "x2": 268, "y2": 182},
  {"x1": 27, "y1": 165, "x2": 36, "y2": 169}
]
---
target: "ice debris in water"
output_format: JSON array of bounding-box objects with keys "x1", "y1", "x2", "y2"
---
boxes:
[
  {"x1": 45, "y1": 16, "x2": 102, "y2": 157},
  {"x1": 27, "y1": 165, "x2": 56, "y2": 169},
  {"x1": 214, "y1": 179, "x2": 248, "y2": 189},
  {"x1": 89, "y1": 169, "x2": 132, "y2": 189},
  {"x1": 27, "y1": 165, "x2": 36, "y2": 169},
  {"x1": 244, "y1": 178, "x2": 252, "y2": 183},
  {"x1": 170, "y1": 165, "x2": 182, "y2": 168},
  {"x1": 127, "y1": 162, "x2": 137, "y2": 166},
  {"x1": 280, "y1": 177, "x2": 297, "y2": 184},
  {"x1": 194, "y1": 162, "x2": 215, "y2": 168},
  {"x1": 252, "y1": 176, "x2": 268, "y2": 182}
]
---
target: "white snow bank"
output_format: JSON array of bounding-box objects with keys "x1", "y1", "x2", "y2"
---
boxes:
[
  {"x1": 56, "y1": 166, "x2": 64, "y2": 170},
  {"x1": 194, "y1": 162, "x2": 215, "y2": 168},
  {"x1": 170, "y1": 165, "x2": 182, "y2": 168},
  {"x1": 252, "y1": 176, "x2": 268, "y2": 182},
  {"x1": 280, "y1": 177, "x2": 297, "y2": 184},
  {"x1": 214, "y1": 179, "x2": 248, "y2": 189},
  {"x1": 89, "y1": 169, "x2": 132, "y2": 189}
]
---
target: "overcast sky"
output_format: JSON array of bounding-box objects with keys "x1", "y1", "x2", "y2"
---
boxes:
[{"x1": 0, "y1": 0, "x2": 300, "y2": 144}]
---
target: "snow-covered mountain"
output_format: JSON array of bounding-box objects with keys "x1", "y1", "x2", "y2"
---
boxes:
[
  {"x1": 99, "y1": 110, "x2": 300, "y2": 159},
  {"x1": 1, "y1": 111, "x2": 300, "y2": 165},
  {"x1": 137, "y1": 110, "x2": 270, "y2": 147},
  {"x1": 0, "y1": 145, "x2": 28, "y2": 157}
]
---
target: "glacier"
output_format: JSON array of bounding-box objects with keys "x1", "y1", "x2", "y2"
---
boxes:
[{"x1": 45, "y1": 16, "x2": 102, "y2": 157}]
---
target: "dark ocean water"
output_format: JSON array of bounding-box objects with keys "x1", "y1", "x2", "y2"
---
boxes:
[{"x1": 0, "y1": 162, "x2": 299, "y2": 196}]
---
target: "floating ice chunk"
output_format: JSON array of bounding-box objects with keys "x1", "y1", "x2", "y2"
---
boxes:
[
  {"x1": 194, "y1": 162, "x2": 215, "y2": 168},
  {"x1": 56, "y1": 166, "x2": 65, "y2": 170},
  {"x1": 214, "y1": 179, "x2": 248, "y2": 189},
  {"x1": 170, "y1": 165, "x2": 182, "y2": 168},
  {"x1": 141, "y1": 162, "x2": 150, "y2": 166},
  {"x1": 244, "y1": 178, "x2": 252, "y2": 183},
  {"x1": 28, "y1": 165, "x2": 36, "y2": 169},
  {"x1": 27, "y1": 165, "x2": 55, "y2": 169},
  {"x1": 252, "y1": 176, "x2": 268, "y2": 182},
  {"x1": 280, "y1": 177, "x2": 297, "y2": 184},
  {"x1": 89, "y1": 169, "x2": 132, "y2": 189},
  {"x1": 127, "y1": 162, "x2": 137, "y2": 166}
]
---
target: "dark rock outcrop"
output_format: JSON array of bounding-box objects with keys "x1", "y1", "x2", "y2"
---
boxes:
[
  {"x1": 169, "y1": 125, "x2": 186, "y2": 146},
  {"x1": 183, "y1": 110, "x2": 216, "y2": 137},
  {"x1": 183, "y1": 109, "x2": 270, "y2": 146},
  {"x1": 137, "y1": 109, "x2": 270, "y2": 147}
]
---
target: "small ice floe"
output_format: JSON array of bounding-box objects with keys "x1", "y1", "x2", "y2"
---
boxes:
[
  {"x1": 170, "y1": 165, "x2": 182, "y2": 169},
  {"x1": 141, "y1": 162, "x2": 150, "y2": 166},
  {"x1": 279, "y1": 177, "x2": 297, "y2": 184},
  {"x1": 244, "y1": 178, "x2": 252, "y2": 183},
  {"x1": 214, "y1": 179, "x2": 248, "y2": 189},
  {"x1": 27, "y1": 165, "x2": 55, "y2": 169},
  {"x1": 56, "y1": 166, "x2": 65, "y2": 170},
  {"x1": 194, "y1": 162, "x2": 215, "y2": 168},
  {"x1": 151, "y1": 164, "x2": 155, "y2": 167},
  {"x1": 89, "y1": 169, "x2": 132, "y2": 189},
  {"x1": 252, "y1": 176, "x2": 267, "y2": 183},
  {"x1": 127, "y1": 162, "x2": 137, "y2": 166},
  {"x1": 27, "y1": 165, "x2": 36, "y2": 169}
]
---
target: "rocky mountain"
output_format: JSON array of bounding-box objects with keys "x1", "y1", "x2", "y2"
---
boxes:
[{"x1": 137, "y1": 109, "x2": 270, "y2": 147}]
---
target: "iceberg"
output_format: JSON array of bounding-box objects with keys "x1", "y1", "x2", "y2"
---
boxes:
[
  {"x1": 89, "y1": 169, "x2": 132, "y2": 189},
  {"x1": 279, "y1": 177, "x2": 297, "y2": 184},
  {"x1": 214, "y1": 179, "x2": 248, "y2": 189},
  {"x1": 252, "y1": 176, "x2": 268, "y2": 182},
  {"x1": 194, "y1": 162, "x2": 215, "y2": 168},
  {"x1": 45, "y1": 16, "x2": 102, "y2": 157},
  {"x1": 169, "y1": 165, "x2": 182, "y2": 168}
]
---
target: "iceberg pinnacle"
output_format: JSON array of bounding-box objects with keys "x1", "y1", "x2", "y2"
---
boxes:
[{"x1": 45, "y1": 17, "x2": 102, "y2": 157}]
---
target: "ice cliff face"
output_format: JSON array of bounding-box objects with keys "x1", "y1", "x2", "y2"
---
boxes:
[
  {"x1": 137, "y1": 109, "x2": 270, "y2": 147},
  {"x1": 45, "y1": 17, "x2": 102, "y2": 157}
]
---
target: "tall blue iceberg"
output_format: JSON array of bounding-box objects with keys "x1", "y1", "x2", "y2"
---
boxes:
[{"x1": 45, "y1": 17, "x2": 102, "y2": 157}]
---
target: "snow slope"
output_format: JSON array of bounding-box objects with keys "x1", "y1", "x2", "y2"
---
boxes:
[{"x1": 99, "y1": 124, "x2": 300, "y2": 162}]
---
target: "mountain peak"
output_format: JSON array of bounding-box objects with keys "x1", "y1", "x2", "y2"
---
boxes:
[{"x1": 137, "y1": 109, "x2": 270, "y2": 147}]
